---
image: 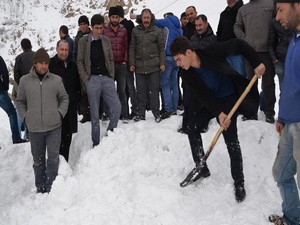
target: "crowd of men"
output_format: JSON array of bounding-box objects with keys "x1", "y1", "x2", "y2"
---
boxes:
[{"x1": 0, "y1": 0, "x2": 299, "y2": 224}]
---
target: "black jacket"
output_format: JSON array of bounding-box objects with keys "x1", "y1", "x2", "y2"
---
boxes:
[
  {"x1": 180, "y1": 39, "x2": 261, "y2": 116},
  {"x1": 183, "y1": 22, "x2": 195, "y2": 40},
  {"x1": 14, "y1": 49, "x2": 35, "y2": 84},
  {"x1": 0, "y1": 56, "x2": 9, "y2": 91},
  {"x1": 73, "y1": 29, "x2": 91, "y2": 61},
  {"x1": 190, "y1": 25, "x2": 218, "y2": 50},
  {"x1": 120, "y1": 18, "x2": 135, "y2": 47},
  {"x1": 49, "y1": 55, "x2": 81, "y2": 133},
  {"x1": 217, "y1": 0, "x2": 244, "y2": 42},
  {"x1": 268, "y1": 18, "x2": 293, "y2": 62}
]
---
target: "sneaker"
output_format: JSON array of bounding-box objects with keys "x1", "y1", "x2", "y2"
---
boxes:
[
  {"x1": 234, "y1": 184, "x2": 246, "y2": 202},
  {"x1": 154, "y1": 115, "x2": 162, "y2": 123},
  {"x1": 133, "y1": 115, "x2": 145, "y2": 122},
  {"x1": 13, "y1": 138, "x2": 28, "y2": 144},
  {"x1": 269, "y1": 214, "x2": 287, "y2": 225},
  {"x1": 266, "y1": 114, "x2": 275, "y2": 124},
  {"x1": 80, "y1": 115, "x2": 91, "y2": 123},
  {"x1": 161, "y1": 111, "x2": 172, "y2": 120}
]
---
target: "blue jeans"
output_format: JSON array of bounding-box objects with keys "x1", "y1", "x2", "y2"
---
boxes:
[
  {"x1": 17, "y1": 110, "x2": 28, "y2": 140},
  {"x1": 273, "y1": 122, "x2": 300, "y2": 225},
  {"x1": 160, "y1": 56, "x2": 179, "y2": 112},
  {"x1": 87, "y1": 75, "x2": 121, "y2": 145},
  {"x1": 0, "y1": 90, "x2": 20, "y2": 142},
  {"x1": 29, "y1": 126, "x2": 61, "y2": 192}
]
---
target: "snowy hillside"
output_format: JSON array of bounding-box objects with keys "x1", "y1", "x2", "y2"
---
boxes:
[
  {"x1": 0, "y1": 0, "x2": 286, "y2": 224},
  {"x1": 0, "y1": 0, "x2": 228, "y2": 72}
]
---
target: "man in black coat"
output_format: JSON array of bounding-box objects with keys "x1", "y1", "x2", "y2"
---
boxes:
[
  {"x1": 183, "y1": 6, "x2": 197, "y2": 40},
  {"x1": 170, "y1": 36, "x2": 265, "y2": 202},
  {"x1": 217, "y1": 0, "x2": 244, "y2": 42},
  {"x1": 49, "y1": 40, "x2": 81, "y2": 162}
]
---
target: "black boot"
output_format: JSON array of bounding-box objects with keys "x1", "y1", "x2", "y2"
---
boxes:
[
  {"x1": 80, "y1": 114, "x2": 91, "y2": 123},
  {"x1": 234, "y1": 183, "x2": 246, "y2": 202}
]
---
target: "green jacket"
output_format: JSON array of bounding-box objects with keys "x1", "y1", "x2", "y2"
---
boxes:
[{"x1": 129, "y1": 23, "x2": 166, "y2": 74}]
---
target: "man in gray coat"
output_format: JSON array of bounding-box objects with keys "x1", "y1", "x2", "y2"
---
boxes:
[
  {"x1": 77, "y1": 14, "x2": 121, "y2": 148},
  {"x1": 234, "y1": 0, "x2": 276, "y2": 123},
  {"x1": 16, "y1": 48, "x2": 69, "y2": 193},
  {"x1": 129, "y1": 8, "x2": 166, "y2": 123}
]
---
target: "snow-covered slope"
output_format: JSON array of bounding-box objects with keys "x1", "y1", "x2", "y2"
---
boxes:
[{"x1": 0, "y1": 0, "x2": 284, "y2": 224}]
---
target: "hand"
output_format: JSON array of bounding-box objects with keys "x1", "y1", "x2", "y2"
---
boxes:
[
  {"x1": 160, "y1": 65, "x2": 165, "y2": 72},
  {"x1": 218, "y1": 112, "x2": 231, "y2": 130},
  {"x1": 254, "y1": 63, "x2": 266, "y2": 78},
  {"x1": 130, "y1": 65, "x2": 135, "y2": 72},
  {"x1": 276, "y1": 122, "x2": 284, "y2": 135}
]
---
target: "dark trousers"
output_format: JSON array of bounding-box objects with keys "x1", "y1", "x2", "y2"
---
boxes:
[
  {"x1": 79, "y1": 93, "x2": 90, "y2": 117},
  {"x1": 125, "y1": 69, "x2": 138, "y2": 115},
  {"x1": 29, "y1": 126, "x2": 61, "y2": 192},
  {"x1": 136, "y1": 72, "x2": 160, "y2": 117},
  {"x1": 246, "y1": 52, "x2": 275, "y2": 116},
  {"x1": 60, "y1": 118, "x2": 72, "y2": 162},
  {"x1": 115, "y1": 64, "x2": 128, "y2": 117},
  {"x1": 187, "y1": 95, "x2": 244, "y2": 186}
]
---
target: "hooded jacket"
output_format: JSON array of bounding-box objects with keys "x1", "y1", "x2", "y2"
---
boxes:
[
  {"x1": 129, "y1": 16, "x2": 166, "y2": 74},
  {"x1": 154, "y1": 15, "x2": 183, "y2": 56},
  {"x1": 278, "y1": 33, "x2": 300, "y2": 124}
]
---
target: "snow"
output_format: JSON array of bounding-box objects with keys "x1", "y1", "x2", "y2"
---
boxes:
[{"x1": 0, "y1": 0, "x2": 286, "y2": 224}]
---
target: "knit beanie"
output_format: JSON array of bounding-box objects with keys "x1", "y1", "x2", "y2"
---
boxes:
[
  {"x1": 109, "y1": 6, "x2": 120, "y2": 17},
  {"x1": 33, "y1": 48, "x2": 50, "y2": 64},
  {"x1": 115, "y1": 5, "x2": 124, "y2": 18},
  {"x1": 78, "y1": 15, "x2": 90, "y2": 26},
  {"x1": 274, "y1": 0, "x2": 300, "y2": 2}
]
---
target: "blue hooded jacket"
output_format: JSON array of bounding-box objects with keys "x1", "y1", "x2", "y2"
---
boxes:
[
  {"x1": 278, "y1": 33, "x2": 300, "y2": 124},
  {"x1": 154, "y1": 15, "x2": 183, "y2": 56}
]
